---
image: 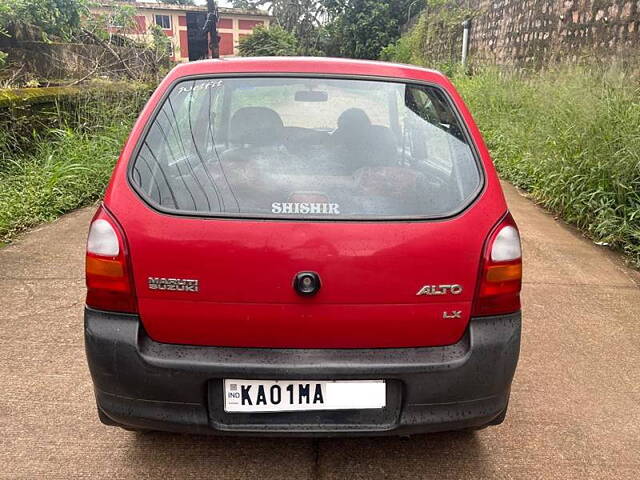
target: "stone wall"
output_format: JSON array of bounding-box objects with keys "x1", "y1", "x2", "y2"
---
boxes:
[
  {"x1": 425, "y1": 0, "x2": 640, "y2": 67},
  {"x1": 0, "y1": 37, "x2": 167, "y2": 83},
  {"x1": 0, "y1": 82, "x2": 150, "y2": 164}
]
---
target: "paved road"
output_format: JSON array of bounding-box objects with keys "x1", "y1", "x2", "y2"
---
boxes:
[{"x1": 1, "y1": 183, "x2": 639, "y2": 479}]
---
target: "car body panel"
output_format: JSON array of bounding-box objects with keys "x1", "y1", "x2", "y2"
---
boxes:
[{"x1": 102, "y1": 57, "x2": 508, "y2": 348}]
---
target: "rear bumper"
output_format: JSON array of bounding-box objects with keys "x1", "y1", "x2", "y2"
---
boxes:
[{"x1": 85, "y1": 307, "x2": 521, "y2": 436}]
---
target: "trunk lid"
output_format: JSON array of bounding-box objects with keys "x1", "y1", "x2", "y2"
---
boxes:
[{"x1": 124, "y1": 215, "x2": 486, "y2": 348}]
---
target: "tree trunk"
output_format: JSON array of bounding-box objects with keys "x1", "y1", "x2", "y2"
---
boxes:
[{"x1": 206, "y1": 0, "x2": 220, "y2": 59}]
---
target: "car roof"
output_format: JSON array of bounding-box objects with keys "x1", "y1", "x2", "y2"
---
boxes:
[{"x1": 165, "y1": 57, "x2": 450, "y2": 85}]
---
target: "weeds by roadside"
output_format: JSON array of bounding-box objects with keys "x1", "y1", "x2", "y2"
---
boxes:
[
  {"x1": 454, "y1": 66, "x2": 640, "y2": 267},
  {"x1": 0, "y1": 87, "x2": 149, "y2": 243},
  {"x1": 0, "y1": 126, "x2": 124, "y2": 240}
]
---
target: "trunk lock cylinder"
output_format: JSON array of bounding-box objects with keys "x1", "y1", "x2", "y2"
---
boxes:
[{"x1": 294, "y1": 272, "x2": 321, "y2": 296}]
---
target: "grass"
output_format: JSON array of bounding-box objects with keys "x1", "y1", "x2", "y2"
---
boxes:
[
  {"x1": 454, "y1": 66, "x2": 640, "y2": 267},
  {"x1": 0, "y1": 87, "x2": 149, "y2": 242}
]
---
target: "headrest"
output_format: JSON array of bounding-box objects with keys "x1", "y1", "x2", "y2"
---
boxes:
[
  {"x1": 337, "y1": 108, "x2": 371, "y2": 130},
  {"x1": 229, "y1": 107, "x2": 284, "y2": 146}
]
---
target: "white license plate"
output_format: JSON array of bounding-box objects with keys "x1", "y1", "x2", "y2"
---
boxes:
[{"x1": 224, "y1": 379, "x2": 386, "y2": 413}]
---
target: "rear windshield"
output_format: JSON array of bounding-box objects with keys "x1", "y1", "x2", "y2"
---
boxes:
[{"x1": 130, "y1": 77, "x2": 482, "y2": 219}]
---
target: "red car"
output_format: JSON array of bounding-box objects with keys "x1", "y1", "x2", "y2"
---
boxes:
[{"x1": 85, "y1": 57, "x2": 522, "y2": 435}]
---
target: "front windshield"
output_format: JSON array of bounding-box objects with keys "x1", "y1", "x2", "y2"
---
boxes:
[{"x1": 130, "y1": 77, "x2": 482, "y2": 219}]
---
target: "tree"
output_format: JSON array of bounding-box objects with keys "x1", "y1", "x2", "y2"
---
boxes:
[
  {"x1": 231, "y1": 0, "x2": 254, "y2": 8},
  {"x1": 230, "y1": 0, "x2": 421, "y2": 59},
  {"x1": 83, "y1": 4, "x2": 137, "y2": 41},
  {"x1": 322, "y1": 0, "x2": 423, "y2": 60},
  {"x1": 0, "y1": 0, "x2": 87, "y2": 40},
  {"x1": 238, "y1": 25, "x2": 298, "y2": 56},
  {"x1": 149, "y1": 23, "x2": 173, "y2": 62},
  {"x1": 234, "y1": 0, "x2": 326, "y2": 55}
]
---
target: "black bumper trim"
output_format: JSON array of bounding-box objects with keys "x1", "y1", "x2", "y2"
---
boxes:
[{"x1": 85, "y1": 307, "x2": 520, "y2": 436}]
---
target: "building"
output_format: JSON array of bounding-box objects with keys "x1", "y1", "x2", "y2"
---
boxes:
[{"x1": 92, "y1": 1, "x2": 272, "y2": 62}]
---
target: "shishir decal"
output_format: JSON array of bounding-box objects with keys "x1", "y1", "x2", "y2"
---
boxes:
[{"x1": 272, "y1": 202, "x2": 341, "y2": 215}]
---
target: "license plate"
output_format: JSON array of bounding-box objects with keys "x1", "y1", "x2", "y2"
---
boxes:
[{"x1": 223, "y1": 379, "x2": 386, "y2": 413}]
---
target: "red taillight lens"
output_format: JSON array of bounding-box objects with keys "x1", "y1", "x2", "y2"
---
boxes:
[
  {"x1": 85, "y1": 206, "x2": 137, "y2": 313},
  {"x1": 472, "y1": 213, "x2": 522, "y2": 317}
]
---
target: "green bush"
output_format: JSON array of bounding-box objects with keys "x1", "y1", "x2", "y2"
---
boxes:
[
  {"x1": 0, "y1": 87, "x2": 150, "y2": 242},
  {"x1": 379, "y1": 1, "x2": 472, "y2": 68},
  {"x1": 238, "y1": 25, "x2": 298, "y2": 57},
  {"x1": 379, "y1": 36, "x2": 415, "y2": 64},
  {"x1": 454, "y1": 67, "x2": 640, "y2": 266},
  {"x1": 0, "y1": 0, "x2": 87, "y2": 40}
]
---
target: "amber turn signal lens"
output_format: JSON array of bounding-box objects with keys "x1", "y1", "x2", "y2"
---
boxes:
[
  {"x1": 86, "y1": 256, "x2": 124, "y2": 277},
  {"x1": 486, "y1": 263, "x2": 522, "y2": 283}
]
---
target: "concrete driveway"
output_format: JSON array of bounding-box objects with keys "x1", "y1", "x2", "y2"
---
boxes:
[{"x1": 1, "y1": 183, "x2": 639, "y2": 479}]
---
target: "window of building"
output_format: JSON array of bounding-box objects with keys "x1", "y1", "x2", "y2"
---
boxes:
[{"x1": 155, "y1": 15, "x2": 171, "y2": 30}]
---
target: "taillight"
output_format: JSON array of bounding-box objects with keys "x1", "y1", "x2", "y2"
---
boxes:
[
  {"x1": 85, "y1": 205, "x2": 137, "y2": 313},
  {"x1": 472, "y1": 212, "x2": 522, "y2": 317}
]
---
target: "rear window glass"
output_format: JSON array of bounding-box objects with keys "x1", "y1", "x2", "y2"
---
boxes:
[{"x1": 130, "y1": 77, "x2": 482, "y2": 219}]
